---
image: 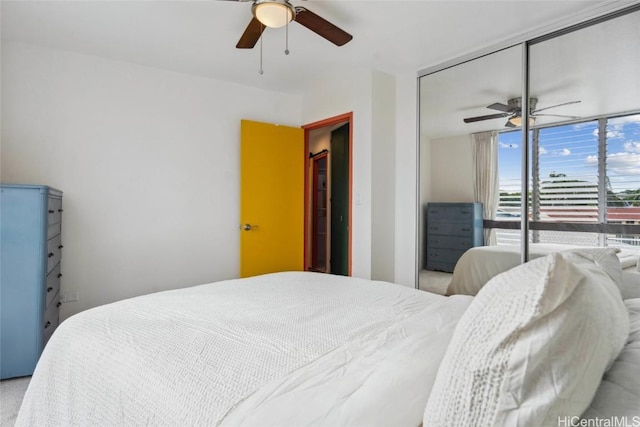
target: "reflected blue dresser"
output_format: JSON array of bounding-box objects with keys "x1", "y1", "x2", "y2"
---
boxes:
[
  {"x1": 426, "y1": 202, "x2": 483, "y2": 273},
  {"x1": 1, "y1": 184, "x2": 63, "y2": 379}
]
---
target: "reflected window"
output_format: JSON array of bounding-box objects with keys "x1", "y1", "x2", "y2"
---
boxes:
[{"x1": 497, "y1": 113, "x2": 640, "y2": 250}]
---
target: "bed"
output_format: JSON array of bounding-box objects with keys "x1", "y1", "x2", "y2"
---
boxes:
[
  {"x1": 16, "y1": 257, "x2": 640, "y2": 426},
  {"x1": 447, "y1": 243, "x2": 640, "y2": 297},
  {"x1": 16, "y1": 272, "x2": 472, "y2": 426}
]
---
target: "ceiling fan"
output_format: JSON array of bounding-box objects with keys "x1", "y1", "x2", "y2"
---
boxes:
[
  {"x1": 228, "y1": 0, "x2": 353, "y2": 49},
  {"x1": 463, "y1": 98, "x2": 581, "y2": 128}
]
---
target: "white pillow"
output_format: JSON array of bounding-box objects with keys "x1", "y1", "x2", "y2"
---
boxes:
[
  {"x1": 562, "y1": 247, "x2": 623, "y2": 290},
  {"x1": 621, "y1": 271, "x2": 640, "y2": 300},
  {"x1": 582, "y1": 298, "x2": 640, "y2": 419},
  {"x1": 423, "y1": 253, "x2": 629, "y2": 427}
]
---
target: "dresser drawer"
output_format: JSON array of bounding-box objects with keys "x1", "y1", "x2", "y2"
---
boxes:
[
  {"x1": 427, "y1": 235, "x2": 475, "y2": 250},
  {"x1": 43, "y1": 294, "x2": 60, "y2": 345},
  {"x1": 45, "y1": 263, "x2": 62, "y2": 308},
  {"x1": 426, "y1": 247, "x2": 466, "y2": 264},
  {"x1": 47, "y1": 197, "x2": 63, "y2": 225},
  {"x1": 427, "y1": 222, "x2": 474, "y2": 237},
  {"x1": 428, "y1": 205, "x2": 476, "y2": 223},
  {"x1": 46, "y1": 234, "x2": 62, "y2": 273},
  {"x1": 47, "y1": 222, "x2": 61, "y2": 240},
  {"x1": 425, "y1": 203, "x2": 483, "y2": 273}
]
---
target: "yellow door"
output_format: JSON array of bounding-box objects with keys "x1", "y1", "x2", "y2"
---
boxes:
[{"x1": 240, "y1": 120, "x2": 304, "y2": 277}]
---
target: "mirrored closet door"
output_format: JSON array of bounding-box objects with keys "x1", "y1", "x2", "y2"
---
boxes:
[
  {"x1": 418, "y1": 6, "x2": 640, "y2": 291},
  {"x1": 418, "y1": 45, "x2": 523, "y2": 293}
]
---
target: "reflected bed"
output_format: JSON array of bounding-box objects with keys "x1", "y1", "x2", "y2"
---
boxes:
[{"x1": 447, "y1": 243, "x2": 639, "y2": 297}]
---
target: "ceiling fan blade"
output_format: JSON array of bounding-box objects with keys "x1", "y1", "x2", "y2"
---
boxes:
[
  {"x1": 487, "y1": 102, "x2": 514, "y2": 113},
  {"x1": 504, "y1": 120, "x2": 516, "y2": 128},
  {"x1": 534, "y1": 113, "x2": 581, "y2": 119},
  {"x1": 236, "y1": 17, "x2": 264, "y2": 49},
  {"x1": 463, "y1": 112, "x2": 510, "y2": 123},
  {"x1": 532, "y1": 100, "x2": 581, "y2": 114},
  {"x1": 294, "y1": 7, "x2": 352, "y2": 46}
]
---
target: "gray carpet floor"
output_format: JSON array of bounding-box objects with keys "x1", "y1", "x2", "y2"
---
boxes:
[{"x1": 1, "y1": 376, "x2": 30, "y2": 426}]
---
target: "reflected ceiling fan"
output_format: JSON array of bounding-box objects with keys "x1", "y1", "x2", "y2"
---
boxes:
[
  {"x1": 463, "y1": 98, "x2": 581, "y2": 128},
  {"x1": 227, "y1": 0, "x2": 353, "y2": 49}
]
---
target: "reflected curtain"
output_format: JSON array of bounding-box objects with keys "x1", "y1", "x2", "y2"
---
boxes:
[{"x1": 472, "y1": 131, "x2": 499, "y2": 246}]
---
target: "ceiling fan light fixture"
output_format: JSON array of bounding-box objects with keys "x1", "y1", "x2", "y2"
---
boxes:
[
  {"x1": 508, "y1": 115, "x2": 536, "y2": 127},
  {"x1": 253, "y1": 0, "x2": 295, "y2": 28}
]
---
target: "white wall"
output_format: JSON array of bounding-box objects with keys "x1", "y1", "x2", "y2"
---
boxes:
[
  {"x1": 2, "y1": 42, "x2": 418, "y2": 316},
  {"x1": 1, "y1": 42, "x2": 302, "y2": 320},
  {"x1": 394, "y1": 72, "x2": 419, "y2": 288},
  {"x1": 300, "y1": 68, "x2": 401, "y2": 282},
  {"x1": 300, "y1": 67, "x2": 374, "y2": 279},
  {"x1": 418, "y1": 134, "x2": 432, "y2": 271},
  {"x1": 309, "y1": 130, "x2": 331, "y2": 154},
  {"x1": 371, "y1": 70, "x2": 396, "y2": 283},
  {"x1": 428, "y1": 134, "x2": 474, "y2": 202}
]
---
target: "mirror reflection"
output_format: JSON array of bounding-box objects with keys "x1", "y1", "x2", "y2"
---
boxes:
[
  {"x1": 527, "y1": 10, "x2": 640, "y2": 254},
  {"x1": 419, "y1": 45, "x2": 522, "y2": 293},
  {"x1": 418, "y1": 9, "x2": 640, "y2": 294}
]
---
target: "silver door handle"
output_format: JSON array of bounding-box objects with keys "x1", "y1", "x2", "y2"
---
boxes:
[{"x1": 240, "y1": 224, "x2": 258, "y2": 231}]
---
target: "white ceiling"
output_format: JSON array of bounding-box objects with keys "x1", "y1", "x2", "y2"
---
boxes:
[{"x1": 2, "y1": 0, "x2": 636, "y2": 96}]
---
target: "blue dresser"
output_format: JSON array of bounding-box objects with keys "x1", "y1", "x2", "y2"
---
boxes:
[
  {"x1": 1, "y1": 184, "x2": 63, "y2": 379},
  {"x1": 426, "y1": 202, "x2": 483, "y2": 273}
]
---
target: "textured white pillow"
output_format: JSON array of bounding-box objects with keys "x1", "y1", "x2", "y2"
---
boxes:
[{"x1": 423, "y1": 253, "x2": 629, "y2": 427}]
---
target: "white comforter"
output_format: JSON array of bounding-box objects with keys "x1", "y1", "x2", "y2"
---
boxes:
[{"x1": 17, "y1": 272, "x2": 472, "y2": 427}]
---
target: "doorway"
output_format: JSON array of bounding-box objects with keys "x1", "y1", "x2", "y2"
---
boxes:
[
  {"x1": 310, "y1": 151, "x2": 328, "y2": 271},
  {"x1": 303, "y1": 113, "x2": 353, "y2": 276}
]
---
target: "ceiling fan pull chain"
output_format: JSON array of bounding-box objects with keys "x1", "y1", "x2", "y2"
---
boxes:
[
  {"x1": 285, "y1": 13, "x2": 290, "y2": 55},
  {"x1": 259, "y1": 26, "x2": 264, "y2": 75}
]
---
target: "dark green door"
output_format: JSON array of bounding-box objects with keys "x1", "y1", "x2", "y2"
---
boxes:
[{"x1": 330, "y1": 124, "x2": 349, "y2": 276}]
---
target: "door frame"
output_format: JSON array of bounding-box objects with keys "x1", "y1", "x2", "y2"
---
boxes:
[{"x1": 302, "y1": 112, "x2": 353, "y2": 276}]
